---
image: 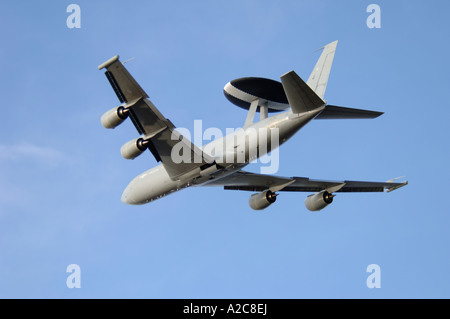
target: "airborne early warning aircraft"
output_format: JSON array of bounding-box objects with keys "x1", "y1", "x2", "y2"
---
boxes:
[{"x1": 98, "y1": 41, "x2": 407, "y2": 211}]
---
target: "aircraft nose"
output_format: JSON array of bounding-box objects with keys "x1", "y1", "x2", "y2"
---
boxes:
[
  {"x1": 121, "y1": 174, "x2": 151, "y2": 205},
  {"x1": 121, "y1": 182, "x2": 138, "y2": 205},
  {"x1": 120, "y1": 166, "x2": 176, "y2": 205}
]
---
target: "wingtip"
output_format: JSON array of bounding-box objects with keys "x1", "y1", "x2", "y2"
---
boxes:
[
  {"x1": 375, "y1": 111, "x2": 384, "y2": 118},
  {"x1": 98, "y1": 55, "x2": 120, "y2": 70},
  {"x1": 385, "y1": 177, "x2": 408, "y2": 193}
]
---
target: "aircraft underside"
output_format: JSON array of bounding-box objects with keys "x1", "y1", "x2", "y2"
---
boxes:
[{"x1": 98, "y1": 40, "x2": 407, "y2": 211}]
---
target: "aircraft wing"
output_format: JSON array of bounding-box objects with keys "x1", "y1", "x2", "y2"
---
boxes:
[
  {"x1": 204, "y1": 170, "x2": 407, "y2": 193},
  {"x1": 98, "y1": 55, "x2": 215, "y2": 180}
]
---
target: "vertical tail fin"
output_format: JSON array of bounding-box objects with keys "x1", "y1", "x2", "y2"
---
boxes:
[{"x1": 307, "y1": 40, "x2": 338, "y2": 99}]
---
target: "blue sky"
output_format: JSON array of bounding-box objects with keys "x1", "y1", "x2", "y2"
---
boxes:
[{"x1": 0, "y1": 0, "x2": 449, "y2": 298}]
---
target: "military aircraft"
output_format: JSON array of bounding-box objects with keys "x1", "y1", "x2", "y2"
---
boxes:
[{"x1": 98, "y1": 40, "x2": 407, "y2": 211}]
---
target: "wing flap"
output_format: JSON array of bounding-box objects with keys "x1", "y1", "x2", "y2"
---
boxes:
[
  {"x1": 206, "y1": 170, "x2": 293, "y2": 190},
  {"x1": 126, "y1": 98, "x2": 169, "y2": 136}
]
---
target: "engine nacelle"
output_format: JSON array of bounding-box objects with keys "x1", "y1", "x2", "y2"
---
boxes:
[
  {"x1": 304, "y1": 191, "x2": 334, "y2": 212},
  {"x1": 249, "y1": 190, "x2": 277, "y2": 211},
  {"x1": 120, "y1": 138, "x2": 149, "y2": 160},
  {"x1": 101, "y1": 106, "x2": 129, "y2": 129}
]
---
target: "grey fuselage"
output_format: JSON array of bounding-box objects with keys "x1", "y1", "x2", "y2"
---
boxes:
[{"x1": 121, "y1": 107, "x2": 324, "y2": 205}]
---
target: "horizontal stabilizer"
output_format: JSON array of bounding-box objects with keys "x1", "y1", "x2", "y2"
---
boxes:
[
  {"x1": 280, "y1": 71, "x2": 325, "y2": 114},
  {"x1": 315, "y1": 105, "x2": 383, "y2": 119}
]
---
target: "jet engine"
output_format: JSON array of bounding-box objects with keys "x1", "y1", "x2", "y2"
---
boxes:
[
  {"x1": 304, "y1": 191, "x2": 334, "y2": 212},
  {"x1": 249, "y1": 190, "x2": 277, "y2": 211},
  {"x1": 120, "y1": 138, "x2": 150, "y2": 160},
  {"x1": 101, "y1": 106, "x2": 129, "y2": 129}
]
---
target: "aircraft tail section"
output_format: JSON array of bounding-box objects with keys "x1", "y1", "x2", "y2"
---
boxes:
[
  {"x1": 280, "y1": 70, "x2": 325, "y2": 114},
  {"x1": 307, "y1": 40, "x2": 338, "y2": 99}
]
